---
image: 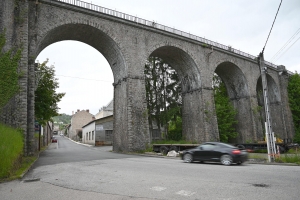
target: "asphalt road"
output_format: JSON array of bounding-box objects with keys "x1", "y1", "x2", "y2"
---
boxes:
[{"x1": 1, "y1": 136, "x2": 300, "y2": 200}]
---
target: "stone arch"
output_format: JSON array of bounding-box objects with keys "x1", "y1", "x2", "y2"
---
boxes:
[
  {"x1": 215, "y1": 61, "x2": 249, "y2": 100},
  {"x1": 256, "y1": 74, "x2": 281, "y2": 106},
  {"x1": 149, "y1": 45, "x2": 201, "y2": 93},
  {"x1": 145, "y1": 44, "x2": 216, "y2": 143},
  {"x1": 34, "y1": 23, "x2": 127, "y2": 82},
  {"x1": 256, "y1": 74, "x2": 284, "y2": 139},
  {"x1": 214, "y1": 61, "x2": 254, "y2": 143}
]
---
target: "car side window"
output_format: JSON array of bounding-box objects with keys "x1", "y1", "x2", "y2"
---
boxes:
[{"x1": 201, "y1": 144, "x2": 215, "y2": 150}]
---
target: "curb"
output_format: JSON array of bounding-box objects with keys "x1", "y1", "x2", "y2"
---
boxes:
[
  {"x1": 119, "y1": 152, "x2": 299, "y2": 166},
  {"x1": 67, "y1": 137, "x2": 93, "y2": 147}
]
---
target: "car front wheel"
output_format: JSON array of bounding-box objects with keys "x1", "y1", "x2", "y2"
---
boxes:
[
  {"x1": 220, "y1": 154, "x2": 232, "y2": 166},
  {"x1": 183, "y1": 154, "x2": 193, "y2": 163}
]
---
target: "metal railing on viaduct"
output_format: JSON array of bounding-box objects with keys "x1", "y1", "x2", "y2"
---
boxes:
[{"x1": 54, "y1": 0, "x2": 291, "y2": 74}]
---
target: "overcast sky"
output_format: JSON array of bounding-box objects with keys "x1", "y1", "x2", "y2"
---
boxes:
[{"x1": 36, "y1": 0, "x2": 300, "y2": 116}]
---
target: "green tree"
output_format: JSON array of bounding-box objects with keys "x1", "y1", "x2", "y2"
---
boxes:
[
  {"x1": 0, "y1": 31, "x2": 22, "y2": 110},
  {"x1": 287, "y1": 72, "x2": 300, "y2": 143},
  {"x1": 213, "y1": 75, "x2": 238, "y2": 142},
  {"x1": 35, "y1": 60, "x2": 65, "y2": 125},
  {"x1": 144, "y1": 57, "x2": 182, "y2": 140}
]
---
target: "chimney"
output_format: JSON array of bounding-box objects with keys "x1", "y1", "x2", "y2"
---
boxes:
[
  {"x1": 77, "y1": 109, "x2": 80, "y2": 112},
  {"x1": 86, "y1": 109, "x2": 89, "y2": 113},
  {"x1": 72, "y1": 111, "x2": 74, "y2": 115}
]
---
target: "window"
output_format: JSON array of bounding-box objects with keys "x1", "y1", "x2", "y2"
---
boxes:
[
  {"x1": 92, "y1": 131, "x2": 94, "y2": 140},
  {"x1": 105, "y1": 130, "x2": 113, "y2": 140},
  {"x1": 86, "y1": 133, "x2": 88, "y2": 140},
  {"x1": 200, "y1": 144, "x2": 216, "y2": 150},
  {"x1": 89, "y1": 132, "x2": 91, "y2": 140}
]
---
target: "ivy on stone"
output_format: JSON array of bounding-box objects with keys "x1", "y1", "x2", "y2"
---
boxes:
[
  {"x1": 287, "y1": 72, "x2": 300, "y2": 143},
  {"x1": 0, "y1": 31, "x2": 22, "y2": 110}
]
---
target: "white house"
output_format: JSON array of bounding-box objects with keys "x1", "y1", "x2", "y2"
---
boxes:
[{"x1": 82, "y1": 115, "x2": 113, "y2": 146}]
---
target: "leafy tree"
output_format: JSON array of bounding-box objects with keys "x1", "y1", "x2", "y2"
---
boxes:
[
  {"x1": 35, "y1": 60, "x2": 65, "y2": 125},
  {"x1": 287, "y1": 72, "x2": 300, "y2": 143},
  {"x1": 213, "y1": 75, "x2": 238, "y2": 142},
  {"x1": 144, "y1": 57, "x2": 182, "y2": 140},
  {"x1": 0, "y1": 31, "x2": 21, "y2": 110}
]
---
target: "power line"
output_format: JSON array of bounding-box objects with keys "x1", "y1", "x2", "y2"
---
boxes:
[
  {"x1": 273, "y1": 35, "x2": 300, "y2": 62},
  {"x1": 56, "y1": 74, "x2": 112, "y2": 82},
  {"x1": 262, "y1": 0, "x2": 283, "y2": 54},
  {"x1": 270, "y1": 27, "x2": 300, "y2": 61}
]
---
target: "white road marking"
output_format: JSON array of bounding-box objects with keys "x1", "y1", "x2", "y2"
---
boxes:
[
  {"x1": 176, "y1": 190, "x2": 196, "y2": 196},
  {"x1": 150, "y1": 186, "x2": 167, "y2": 192}
]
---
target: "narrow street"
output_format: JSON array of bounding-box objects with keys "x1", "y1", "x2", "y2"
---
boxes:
[{"x1": 1, "y1": 136, "x2": 300, "y2": 200}]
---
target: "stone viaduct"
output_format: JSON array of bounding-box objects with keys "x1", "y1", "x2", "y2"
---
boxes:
[{"x1": 0, "y1": 0, "x2": 294, "y2": 155}]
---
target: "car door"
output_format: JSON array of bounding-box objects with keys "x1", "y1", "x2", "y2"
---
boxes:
[
  {"x1": 201, "y1": 143, "x2": 216, "y2": 161},
  {"x1": 194, "y1": 143, "x2": 215, "y2": 161},
  {"x1": 209, "y1": 144, "x2": 222, "y2": 161}
]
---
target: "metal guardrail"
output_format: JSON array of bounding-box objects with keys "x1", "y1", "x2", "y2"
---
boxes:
[{"x1": 53, "y1": 0, "x2": 292, "y2": 74}]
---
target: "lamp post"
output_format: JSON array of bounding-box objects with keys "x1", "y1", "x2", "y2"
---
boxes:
[{"x1": 258, "y1": 52, "x2": 277, "y2": 162}]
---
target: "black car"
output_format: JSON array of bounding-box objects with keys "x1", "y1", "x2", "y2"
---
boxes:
[{"x1": 181, "y1": 142, "x2": 248, "y2": 165}]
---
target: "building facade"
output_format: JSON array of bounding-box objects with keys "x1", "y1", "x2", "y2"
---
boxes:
[
  {"x1": 70, "y1": 109, "x2": 94, "y2": 141},
  {"x1": 82, "y1": 115, "x2": 113, "y2": 146},
  {"x1": 95, "y1": 100, "x2": 113, "y2": 119}
]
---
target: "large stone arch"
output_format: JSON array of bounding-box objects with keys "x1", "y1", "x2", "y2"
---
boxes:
[
  {"x1": 30, "y1": 21, "x2": 150, "y2": 152},
  {"x1": 33, "y1": 23, "x2": 126, "y2": 82},
  {"x1": 256, "y1": 74, "x2": 286, "y2": 140},
  {"x1": 214, "y1": 61, "x2": 255, "y2": 143},
  {"x1": 146, "y1": 44, "x2": 219, "y2": 142}
]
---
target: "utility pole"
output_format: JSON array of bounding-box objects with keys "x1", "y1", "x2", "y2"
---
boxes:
[{"x1": 258, "y1": 52, "x2": 277, "y2": 162}]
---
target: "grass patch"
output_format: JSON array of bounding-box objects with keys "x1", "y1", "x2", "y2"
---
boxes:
[
  {"x1": 276, "y1": 154, "x2": 300, "y2": 165},
  {"x1": 286, "y1": 148, "x2": 300, "y2": 154},
  {"x1": 248, "y1": 153, "x2": 267, "y2": 160},
  {"x1": 0, "y1": 123, "x2": 24, "y2": 179},
  {"x1": 0, "y1": 155, "x2": 38, "y2": 182},
  {"x1": 134, "y1": 144, "x2": 154, "y2": 154}
]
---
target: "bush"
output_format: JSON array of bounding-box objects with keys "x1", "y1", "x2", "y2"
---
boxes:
[
  {"x1": 276, "y1": 154, "x2": 300, "y2": 164},
  {"x1": 167, "y1": 130, "x2": 182, "y2": 141},
  {"x1": 0, "y1": 123, "x2": 24, "y2": 178}
]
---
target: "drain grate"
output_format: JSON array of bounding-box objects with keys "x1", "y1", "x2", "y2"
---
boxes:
[{"x1": 252, "y1": 183, "x2": 269, "y2": 188}]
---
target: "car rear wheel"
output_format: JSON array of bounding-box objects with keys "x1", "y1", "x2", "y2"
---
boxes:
[
  {"x1": 183, "y1": 154, "x2": 193, "y2": 163},
  {"x1": 220, "y1": 154, "x2": 232, "y2": 166}
]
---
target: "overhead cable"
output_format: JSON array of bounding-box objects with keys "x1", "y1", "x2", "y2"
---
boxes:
[
  {"x1": 270, "y1": 27, "x2": 300, "y2": 62},
  {"x1": 262, "y1": 0, "x2": 283, "y2": 54},
  {"x1": 273, "y1": 35, "x2": 300, "y2": 62},
  {"x1": 56, "y1": 74, "x2": 112, "y2": 82}
]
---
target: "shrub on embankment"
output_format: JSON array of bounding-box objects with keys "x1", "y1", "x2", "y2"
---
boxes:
[{"x1": 0, "y1": 123, "x2": 23, "y2": 179}]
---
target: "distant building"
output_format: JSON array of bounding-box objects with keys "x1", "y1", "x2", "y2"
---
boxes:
[
  {"x1": 82, "y1": 115, "x2": 113, "y2": 146},
  {"x1": 69, "y1": 109, "x2": 94, "y2": 141},
  {"x1": 95, "y1": 100, "x2": 113, "y2": 119}
]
